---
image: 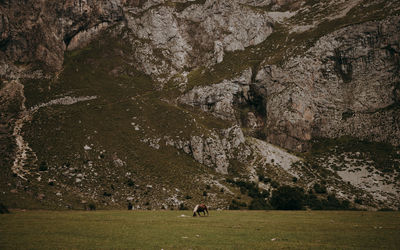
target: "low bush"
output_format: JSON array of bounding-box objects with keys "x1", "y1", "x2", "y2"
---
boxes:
[
  {"x1": 263, "y1": 177, "x2": 271, "y2": 183},
  {"x1": 378, "y1": 207, "x2": 395, "y2": 211},
  {"x1": 103, "y1": 192, "x2": 112, "y2": 197},
  {"x1": 39, "y1": 161, "x2": 48, "y2": 171},
  {"x1": 249, "y1": 198, "x2": 271, "y2": 210},
  {"x1": 126, "y1": 179, "x2": 135, "y2": 187},
  {"x1": 270, "y1": 180, "x2": 280, "y2": 188},
  {"x1": 88, "y1": 202, "x2": 96, "y2": 211},
  {"x1": 229, "y1": 199, "x2": 247, "y2": 210},
  {"x1": 313, "y1": 183, "x2": 327, "y2": 194},
  {"x1": 305, "y1": 193, "x2": 351, "y2": 210},
  {"x1": 270, "y1": 185, "x2": 305, "y2": 210},
  {"x1": 321, "y1": 194, "x2": 350, "y2": 210}
]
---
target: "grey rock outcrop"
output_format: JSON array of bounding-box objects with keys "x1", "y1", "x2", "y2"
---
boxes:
[
  {"x1": 0, "y1": 0, "x2": 125, "y2": 78},
  {"x1": 254, "y1": 16, "x2": 400, "y2": 151},
  {"x1": 174, "y1": 125, "x2": 246, "y2": 174},
  {"x1": 125, "y1": 0, "x2": 274, "y2": 83},
  {"x1": 179, "y1": 68, "x2": 252, "y2": 120}
]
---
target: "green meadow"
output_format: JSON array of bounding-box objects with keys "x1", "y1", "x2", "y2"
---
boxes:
[{"x1": 1, "y1": 210, "x2": 399, "y2": 249}]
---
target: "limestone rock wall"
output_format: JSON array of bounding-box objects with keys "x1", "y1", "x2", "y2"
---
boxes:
[
  {"x1": 255, "y1": 16, "x2": 400, "y2": 151},
  {"x1": 125, "y1": 0, "x2": 274, "y2": 83},
  {"x1": 0, "y1": 0, "x2": 125, "y2": 77}
]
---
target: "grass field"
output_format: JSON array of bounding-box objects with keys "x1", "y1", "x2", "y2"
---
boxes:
[{"x1": 1, "y1": 210, "x2": 399, "y2": 249}]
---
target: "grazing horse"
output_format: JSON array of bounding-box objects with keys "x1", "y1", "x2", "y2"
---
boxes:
[{"x1": 193, "y1": 204, "x2": 208, "y2": 217}]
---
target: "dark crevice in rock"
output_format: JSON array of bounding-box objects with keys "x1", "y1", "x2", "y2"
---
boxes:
[
  {"x1": 384, "y1": 45, "x2": 400, "y2": 75},
  {"x1": 341, "y1": 109, "x2": 355, "y2": 121},
  {"x1": 251, "y1": 62, "x2": 261, "y2": 84},
  {"x1": 332, "y1": 48, "x2": 353, "y2": 83},
  {"x1": 394, "y1": 82, "x2": 400, "y2": 105},
  {"x1": 235, "y1": 82, "x2": 267, "y2": 140},
  {"x1": 0, "y1": 36, "x2": 10, "y2": 52},
  {"x1": 64, "y1": 25, "x2": 88, "y2": 47},
  {"x1": 248, "y1": 85, "x2": 267, "y2": 118}
]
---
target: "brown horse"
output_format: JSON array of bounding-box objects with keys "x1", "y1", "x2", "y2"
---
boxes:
[{"x1": 193, "y1": 204, "x2": 208, "y2": 217}]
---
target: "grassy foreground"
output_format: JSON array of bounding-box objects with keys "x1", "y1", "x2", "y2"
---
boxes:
[{"x1": 0, "y1": 210, "x2": 399, "y2": 249}]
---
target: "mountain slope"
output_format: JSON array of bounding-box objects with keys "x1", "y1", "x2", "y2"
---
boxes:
[{"x1": 1, "y1": 0, "x2": 399, "y2": 210}]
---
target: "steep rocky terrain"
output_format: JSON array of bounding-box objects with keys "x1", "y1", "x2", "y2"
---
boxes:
[{"x1": 1, "y1": 0, "x2": 399, "y2": 210}]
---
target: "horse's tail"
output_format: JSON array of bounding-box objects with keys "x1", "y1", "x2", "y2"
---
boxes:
[{"x1": 193, "y1": 205, "x2": 199, "y2": 217}]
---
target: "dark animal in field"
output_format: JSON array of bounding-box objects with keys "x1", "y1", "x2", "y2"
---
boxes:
[{"x1": 193, "y1": 204, "x2": 208, "y2": 217}]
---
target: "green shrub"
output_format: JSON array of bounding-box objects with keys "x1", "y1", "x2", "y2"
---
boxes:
[
  {"x1": 248, "y1": 185, "x2": 262, "y2": 198},
  {"x1": 263, "y1": 177, "x2": 271, "y2": 183},
  {"x1": 270, "y1": 180, "x2": 280, "y2": 188},
  {"x1": 305, "y1": 193, "x2": 323, "y2": 210},
  {"x1": 249, "y1": 198, "x2": 271, "y2": 210},
  {"x1": 126, "y1": 179, "x2": 135, "y2": 187},
  {"x1": 322, "y1": 194, "x2": 350, "y2": 210},
  {"x1": 270, "y1": 185, "x2": 305, "y2": 210},
  {"x1": 305, "y1": 193, "x2": 351, "y2": 210},
  {"x1": 229, "y1": 199, "x2": 247, "y2": 210},
  {"x1": 378, "y1": 207, "x2": 394, "y2": 211},
  {"x1": 229, "y1": 179, "x2": 271, "y2": 201},
  {"x1": 354, "y1": 198, "x2": 363, "y2": 204},
  {"x1": 261, "y1": 190, "x2": 270, "y2": 198},
  {"x1": 103, "y1": 192, "x2": 112, "y2": 197},
  {"x1": 313, "y1": 183, "x2": 327, "y2": 194},
  {"x1": 88, "y1": 202, "x2": 96, "y2": 211},
  {"x1": 39, "y1": 161, "x2": 48, "y2": 171}
]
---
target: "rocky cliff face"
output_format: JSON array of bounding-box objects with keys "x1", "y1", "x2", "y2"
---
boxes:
[
  {"x1": 255, "y1": 16, "x2": 400, "y2": 151},
  {"x1": 1, "y1": 0, "x2": 399, "y2": 210},
  {"x1": 125, "y1": 0, "x2": 274, "y2": 83},
  {"x1": 0, "y1": 0, "x2": 124, "y2": 77},
  {"x1": 179, "y1": 16, "x2": 400, "y2": 151}
]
